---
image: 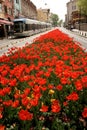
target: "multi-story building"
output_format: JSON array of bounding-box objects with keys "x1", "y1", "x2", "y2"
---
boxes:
[
  {"x1": 65, "y1": 0, "x2": 78, "y2": 29},
  {"x1": 0, "y1": 0, "x2": 5, "y2": 19},
  {"x1": 37, "y1": 8, "x2": 50, "y2": 22},
  {"x1": 0, "y1": 0, "x2": 37, "y2": 38},
  {"x1": 0, "y1": 0, "x2": 14, "y2": 20},
  {"x1": 65, "y1": 0, "x2": 87, "y2": 30},
  {"x1": 20, "y1": 0, "x2": 37, "y2": 19},
  {"x1": 0, "y1": 0, "x2": 14, "y2": 38},
  {"x1": 13, "y1": 0, "x2": 21, "y2": 18}
]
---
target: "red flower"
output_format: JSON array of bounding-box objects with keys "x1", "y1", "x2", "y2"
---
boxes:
[
  {"x1": 33, "y1": 85, "x2": 41, "y2": 93},
  {"x1": 82, "y1": 107, "x2": 87, "y2": 118},
  {"x1": 38, "y1": 78, "x2": 46, "y2": 85},
  {"x1": 9, "y1": 78, "x2": 17, "y2": 87},
  {"x1": 71, "y1": 71, "x2": 79, "y2": 79},
  {"x1": 0, "y1": 77, "x2": 8, "y2": 86},
  {"x1": 12, "y1": 100, "x2": 19, "y2": 108},
  {"x1": 18, "y1": 109, "x2": 33, "y2": 120},
  {"x1": 56, "y1": 84, "x2": 63, "y2": 91},
  {"x1": 0, "y1": 113, "x2": 3, "y2": 119},
  {"x1": 22, "y1": 97, "x2": 29, "y2": 107},
  {"x1": 3, "y1": 100, "x2": 12, "y2": 106},
  {"x1": 66, "y1": 92, "x2": 79, "y2": 101},
  {"x1": 63, "y1": 101, "x2": 68, "y2": 107},
  {"x1": 61, "y1": 77, "x2": 69, "y2": 85},
  {"x1": 51, "y1": 100, "x2": 61, "y2": 113},
  {"x1": 75, "y1": 80, "x2": 83, "y2": 91},
  {"x1": 44, "y1": 71, "x2": 50, "y2": 77},
  {"x1": 0, "y1": 125, "x2": 5, "y2": 130},
  {"x1": 3, "y1": 87, "x2": 11, "y2": 95},
  {"x1": 24, "y1": 88, "x2": 30, "y2": 95},
  {"x1": 30, "y1": 99, "x2": 38, "y2": 107},
  {"x1": 40, "y1": 105, "x2": 48, "y2": 112},
  {"x1": 14, "y1": 90, "x2": 20, "y2": 99}
]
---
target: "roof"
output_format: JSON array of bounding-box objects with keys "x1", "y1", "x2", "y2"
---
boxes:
[{"x1": 13, "y1": 18, "x2": 40, "y2": 24}]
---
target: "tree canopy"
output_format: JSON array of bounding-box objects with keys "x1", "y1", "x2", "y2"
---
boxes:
[
  {"x1": 51, "y1": 14, "x2": 59, "y2": 27},
  {"x1": 77, "y1": 0, "x2": 87, "y2": 15}
]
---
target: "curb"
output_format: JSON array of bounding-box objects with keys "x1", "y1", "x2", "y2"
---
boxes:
[
  {"x1": 72, "y1": 29, "x2": 87, "y2": 38},
  {"x1": 78, "y1": 31, "x2": 87, "y2": 37}
]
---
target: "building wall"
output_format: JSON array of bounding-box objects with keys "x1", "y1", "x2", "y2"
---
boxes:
[
  {"x1": 14, "y1": 0, "x2": 21, "y2": 18},
  {"x1": 65, "y1": 0, "x2": 87, "y2": 30},
  {"x1": 66, "y1": 0, "x2": 78, "y2": 25},
  {"x1": 0, "y1": 2, "x2": 4, "y2": 18},
  {"x1": 75, "y1": 23, "x2": 87, "y2": 31},
  {"x1": 0, "y1": 0, "x2": 38, "y2": 20},
  {"x1": 0, "y1": 0, "x2": 14, "y2": 20},
  {"x1": 37, "y1": 8, "x2": 50, "y2": 22},
  {"x1": 21, "y1": 0, "x2": 37, "y2": 19}
]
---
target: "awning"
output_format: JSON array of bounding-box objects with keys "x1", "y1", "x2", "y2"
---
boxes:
[{"x1": 0, "y1": 19, "x2": 13, "y2": 25}]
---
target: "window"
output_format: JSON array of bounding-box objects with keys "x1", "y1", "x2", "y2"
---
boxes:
[
  {"x1": 72, "y1": 5, "x2": 76, "y2": 10},
  {"x1": 4, "y1": 6, "x2": 8, "y2": 14},
  {"x1": 16, "y1": 0, "x2": 19, "y2": 4},
  {"x1": 8, "y1": 8, "x2": 12, "y2": 15},
  {"x1": 25, "y1": 24, "x2": 29, "y2": 31},
  {"x1": 0, "y1": 4, "x2": 2, "y2": 12}
]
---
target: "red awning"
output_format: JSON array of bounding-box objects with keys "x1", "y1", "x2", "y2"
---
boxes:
[{"x1": 0, "y1": 19, "x2": 13, "y2": 25}]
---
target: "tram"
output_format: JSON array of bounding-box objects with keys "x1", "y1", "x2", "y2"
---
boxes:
[{"x1": 13, "y1": 18, "x2": 51, "y2": 37}]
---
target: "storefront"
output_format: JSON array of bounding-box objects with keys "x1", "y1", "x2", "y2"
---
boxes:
[{"x1": 0, "y1": 19, "x2": 13, "y2": 38}]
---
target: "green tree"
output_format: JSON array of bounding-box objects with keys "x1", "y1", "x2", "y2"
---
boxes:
[
  {"x1": 77, "y1": 0, "x2": 87, "y2": 22},
  {"x1": 51, "y1": 14, "x2": 59, "y2": 27}
]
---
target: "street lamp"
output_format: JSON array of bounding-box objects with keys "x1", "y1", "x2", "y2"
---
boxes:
[
  {"x1": 79, "y1": 7, "x2": 81, "y2": 30},
  {"x1": 47, "y1": 9, "x2": 50, "y2": 22}
]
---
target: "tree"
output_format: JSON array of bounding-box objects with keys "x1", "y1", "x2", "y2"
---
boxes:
[
  {"x1": 51, "y1": 14, "x2": 59, "y2": 27},
  {"x1": 77, "y1": 0, "x2": 87, "y2": 16}
]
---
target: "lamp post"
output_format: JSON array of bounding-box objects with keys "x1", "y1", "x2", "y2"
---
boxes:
[
  {"x1": 44, "y1": 3, "x2": 50, "y2": 22},
  {"x1": 47, "y1": 9, "x2": 50, "y2": 22},
  {"x1": 79, "y1": 7, "x2": 81, "y2": 30}
]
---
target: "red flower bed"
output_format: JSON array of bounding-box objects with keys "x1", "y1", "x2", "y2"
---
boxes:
[{"x1": 0, "y1": 29, "x2": 87, "y2": 130}]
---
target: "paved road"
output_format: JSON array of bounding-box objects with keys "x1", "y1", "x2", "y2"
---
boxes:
[
  {"x1": 0, "y1": 27, "x2": 87, "y2": 56},
  {"x1": 0, "y1": 29, "x2": 52, "y2": 56}
]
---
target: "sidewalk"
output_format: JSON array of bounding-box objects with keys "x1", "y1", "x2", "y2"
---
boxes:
[
  {"x1": 0, "y1": 38, "x2": 9, "y2": 44},
  {"x1": 72, "y1": 29, "x2": 87, "y2": 38},
  {"x1": 0, "y1": 29, "x2": 54, "y2": 56}
]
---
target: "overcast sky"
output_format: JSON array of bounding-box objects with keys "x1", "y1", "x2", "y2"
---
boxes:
[{"x1": 31, "y1": 0, "x2": 69, "y2": 21}]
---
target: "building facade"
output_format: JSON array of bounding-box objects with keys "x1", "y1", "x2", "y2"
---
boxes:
[
  {"x1": 0, "y1": 0, "x2": 14, "y2": 38},
  {"x1": 0, "y1": 0, "x2": 38, "y2": 38},
  {"x1": 13, "y1": 0, "x2": 21, "y2": 18},
  {"x1": 65, "y1": 0, "x2": 78, "y2": 29},
  {"x1": 0, "y1": 0, "x2": 14, "y2": 20},
  {"x1": 65, "y1": 0, "x2": 87, "y2": 30},
  {"x1": 37, "y1": 8, "x2": 50, "y2": 22},
  {"x1": 20, "y1": 0, "x2": 37, "y2": 19}
]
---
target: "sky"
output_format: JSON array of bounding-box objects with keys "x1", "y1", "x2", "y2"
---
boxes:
[{"x1": 31, "y1": 0, "x2": 69, "y2": 21}]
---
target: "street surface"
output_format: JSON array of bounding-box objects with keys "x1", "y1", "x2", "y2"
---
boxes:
[
  {"x1": 0, "y1": 29, "x2": 52, "y2": 56},
  {"x1": 0, "y1": 27, "x2": 87, "y2": 56}
]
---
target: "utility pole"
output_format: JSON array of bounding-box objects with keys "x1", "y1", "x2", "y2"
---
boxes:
[{"x1": 79, "y1": 7, "x2": 81, "y2": 30}]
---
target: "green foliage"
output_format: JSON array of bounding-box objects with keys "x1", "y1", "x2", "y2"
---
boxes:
[
  {"x1": 51, "y1": 14, "x2": 59, "y2": 26},
  {"x1": 77, "y1": 0, "x2": 87, "y2": 15}
]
